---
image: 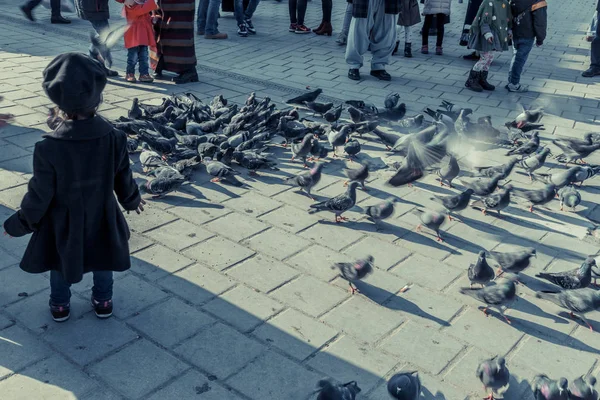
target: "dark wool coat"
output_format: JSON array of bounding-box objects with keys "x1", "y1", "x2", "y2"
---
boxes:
[
  {"x1": 510, "y1": 0, "x2": 547, "y2": 44},
  {"x1": 352, "y1": 0, "x2": 401, "y2": 18},
  {"x1": 74, "y1": 0, "x2": 110, "y2": 21},
  {"x1": 397, "y1": 0, "x2": 421, "y2": 26},
  {"x1": 3, "y1": 116, "x2": 141, "y2": 284}
]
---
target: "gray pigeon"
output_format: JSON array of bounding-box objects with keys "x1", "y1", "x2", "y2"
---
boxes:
[
  {"x1": 532, "y1": 375, "x2": 568, "y2": 400},
  {"x1": 384, "y1": 92, "x2": 401, "y2": 109},
  {"x1": 291, "y1": 133, "x2": 314, "y2": 167},
  {"x1": 519, "y1": 148, "x2": 551, "y2": 180},
  {"x1": 394, "y1": 114, "x2": 425, "y2": 130},
  {"x1": 513, "y1": 183, "x2": 555, "y2": 212},
  {"x1": 507, "y1": 131, "x2": 539, "y2": 156},
  {"x1": 344, "y1": 139, "x2": 361, "y2": 160},
  {"x1": 364, "y1": 197, "x2": 398, "y2": 229},
  {"x1": 414, "y1": 209, "x2": 447, "y2": 242},
  {"x1": 553, "y1": 139, "x2": 600, "y2": 164},
  {"x1": 558, "y1": 186, "x2": 581, "y2": 211},
  {"x1": 148, "y1": 165, "x2": 184, "y2": 180},
  {"x1": 471, "y1": 185, "x2": 512, "y2": 217},
  {"x1": 490, "y1": 247, "x2": 536, "y2": 276},
  {"x1": 430, "y1": 189, "x2": 474, "y2": 221},
  {"x1": 535, "y1": 257, "x2": 595, "y2": 290},
  {"x1": 308, "y1": 181, "x2": 358, "y2": 222},
  {"x1": 435, "y1": 154, "x2": 460, "y2": 187},
  {"x1": 344, "y1": 162, "x2": 369, "y2": 190},
  {"x1": 476, "y1": 356, "x2": 510, "y2": 400},
  {"x1": 568, "y1": 376, "x2": 597, "y2": 400},
  {"x1": 468, "y1": 251, "x2": 495, "y2": 288},
  {"x1": 329, "y1": 125, "x2": 352, "y2": 156},
  {"x1": 139, "y1": 176, "x2": 185, "y2": 198},
  {"x1": 536, "y1": 288, "x2": 600, "y2": 331},
  {"x1": 203, "y1": 157, "x2": 242, "y2": 186},
  {"x1": 283, "y1": 162, "x2": 324, "y2": 199},
  {"x1": 475, "y1": 157, "x2": 518, "y2": 180},
  {"x1": 324, "y1": 104, "x2": 343, "y2": 124},
  {"x1": 387, "y1": 371, "x2": 421, "y2": 400},
  {"x1": 140, "y1": 146, "x2": 168, "y2": 173},
  {"x1": 459, "y1": 274, "x2": 518, "y2": 324},
  {"x1": 535, "y1": 166, "x2": 582, "y2": 189},
  {"x1": 458, "y1": 173, "x2": 503, "y2": 196},
  {"x1": 513, "y1": 106, "x2": 544, "y2": 129},
  {"x1": 286, "y1": 88, "x2": 322, "y2": 105},
  {"x1": 331, "y1": 255, "x2": 374, "y2": 294},
  {"x1": 127, "y1": 137, "x2": 139, "y2": 153},
  {"x1": 573, "y1": 165, "x2": 600, "y2": 186},
  {"x1": 304, "y1": 101, "x2": 334, "y2": 116},
  {"x1": 316, "y1": 379, "x2": 361, "y2": 400}
]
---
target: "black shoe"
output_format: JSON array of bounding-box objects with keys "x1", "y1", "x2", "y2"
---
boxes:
[
  {"x1": 105, "y1": 68, "x2": 119, "y2": 77},
  {"x1": 21, "y1": 5, "x2": 34, "y2": 21},
  {"x1": 51, "y1": 15, "x2": 70, "y2": 24},
  {"x1": 370, "y1": 69, "x2": 391, "y2": 81},
  {"x1": 245, "y1": 18, "x2": 256, "y2": 34},
  {"x1": 50, "y1": 302, "x2": 70, "y2": 322},
  {"x1": 91, "y1": 297, "x2": 113, "y2": 319},
  {"x1": 173, "y1": 70, "x2": 199, "y2": 84},
  {"x1": 404, "y1": 43, "x2": 412, "y2": 58},
  {"x1": 582, "y1": 67, "x2": 600, "y2": 77},
  {"x1": 153, "y1": 71, "x2": 168, "y2": 80},
  {"x1": 348, "y1": 68, "x2": 360, "y2": 81},
  {"x1": 238, "y1": 23, "x2": 249, "y2": 37},
  {"x1": 465, "y1": 69, "x2": 483, "y2": 92},
  {"x1": 392, "y1": 40, "x2": 399, "y2": 56}
]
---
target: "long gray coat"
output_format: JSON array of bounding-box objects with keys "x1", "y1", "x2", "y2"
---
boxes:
[
  {"x1": 423, "y1": 0, "x2": 452, "y2": 15},
  {"x1": 398, "y1": 0, "x2": 421, "y2": 26}
]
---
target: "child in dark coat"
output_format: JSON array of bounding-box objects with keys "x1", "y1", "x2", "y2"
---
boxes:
[{"x1": 3, "y1": 53, "x2": 144, "y2": 322}]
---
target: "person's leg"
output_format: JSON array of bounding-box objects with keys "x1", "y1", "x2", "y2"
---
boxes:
[
  {"x1": 422, "y1": 14, "x2": 432, "y2": 50},
  {"x1": 296, "y1": 0, "x2": 307, "y2": 26},
  {"x1": 50, "y1": 270, "x2": 71, "y2": 306},
  {"x1": 345, "y1": 15, "x2": 370, "y2": 78},
  {"x1": 197, "y1": 0, "x2": 209, "y2": 32},
  {"x1": 508, "y1": 38, "x2": 534, "y2": 85},
  {"x1": 591, "y1": 19, "x2": 600, "y2": 69},
  {"x1": 435, "y1": 12, "x2": 445, "y2": 48},
  {"x1": 478, "y1": 51, "x2": 496, "y2": 90},
  {"x1": 138, "y1": 46, "x2": 150, "y2": 75},
  {"x1": 404, "y1": 25, "x2": 413, "y2": 57},
  {"x1": 205, "y1": 0, "x2": 221, "y2": 35},
  {"x1": 473, "y1": 51, "x2": 493, "y2": 71},
  {"x1": 233, "y1": 0, "x2": 245, "y2": 25},
  {"x1": 89, "y1": 19, "x2": 110, "y2": 58},
  {"x1": 126, "y1": 47, "x2": 137, "y2": 75},
  {"x1": 289, "y1": 0, "x2": 298, "y2": 25},
  {"x1": 49, "y1": 0, "x2": 71, "y2": 21},
  {"x1": 336, "y1": 3, "x2": 352, "y2": 44},
  {"x1": 370, "y1": 0, "x2": 396, "y2": 76},
  {"x1": 244, "y1": 0, "x2": 260, "y2": 19},
  {"x1": 92, "y1": 271, "x2": 114, "y2": 301},
  {"x1": 322, "y1": 0, "x2": 332, "y2": 23}
]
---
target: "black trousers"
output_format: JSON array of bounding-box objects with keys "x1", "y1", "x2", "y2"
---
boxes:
[
  {"x1": 24, "y1": 0, "x2": 61, "y2": 16},
  {"x1": 289, "y1": 0, "x2": 307, "y2": 25},
  {"x1": 321, "y1": 0, "x2": 332, "y2": 23},
  {"x1": 422, "y1": 13, "x2": 445, "y2": 46}
]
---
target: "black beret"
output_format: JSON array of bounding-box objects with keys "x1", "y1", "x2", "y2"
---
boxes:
[{"x1": 42, "y1": 53, "x2": 107, "y2": 114}]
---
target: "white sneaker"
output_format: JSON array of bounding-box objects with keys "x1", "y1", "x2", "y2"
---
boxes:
[{"x1": 506, "y1": 83, "x2": 529, "y2": 92}]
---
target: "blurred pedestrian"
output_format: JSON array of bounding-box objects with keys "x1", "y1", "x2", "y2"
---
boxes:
[
  {"x1": 336, "y1": 0, "x2": 353, "y2": 44},
  {"x1": 582, "y1": 0, "x2": 600, "y2": 77},
  {"x1": 234, "y1": 0, "x2": 260, "y2": 36},
  {"x1": 289, "y1": 0, "x2": 310, "y2": 33},
  {"x1": 421, "y1": 0, "x2": 451, "y2": 55},
  {"x1": 198, "y1": 0, "x2": 227, "y2": 38},
  {"x1": 313, "y1": 0, "x2": 333, "y2": 35},
  {"x1": 393, "y1": 0, "x2": 420, "y2": 57},
  {"x1": 458, "y1": 0, "x2": 482, "y2": 59},
  {"x1": 20, "y1": 0, "x2": 71, "y2": 23}
]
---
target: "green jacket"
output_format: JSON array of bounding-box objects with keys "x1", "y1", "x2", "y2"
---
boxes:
[{"x1": 468, "y1": 0, "x2": 513, "y2": 52}]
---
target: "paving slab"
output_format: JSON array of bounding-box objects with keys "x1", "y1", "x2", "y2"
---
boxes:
[
  {"x1": 183, "y1": 236, "x2": 255, "y2": 270},
  {"x1": 130, "y1": 244, "x2": 195, "y2": 281},
  {"x1": 225, "y1": 254, "x2": 299, "y2": 293},
  {"x1": 271, "y1": 275, "x2": 349, "y2": 317},
  {"x1": 243, "y1": 227, "x2": 311, "y2": 260},
  {"x1": 0, "y1": 264, "x2": 50, "y2": 307},
  {"x1": 144, "y1": 219, "x2": 214, "y2": 251},
  {"x1": 146, "y1": 369, "x2": 242, "y2": 400},
  {"x1": 0, "y1": 324, "x2": 53, "y2": 379}
]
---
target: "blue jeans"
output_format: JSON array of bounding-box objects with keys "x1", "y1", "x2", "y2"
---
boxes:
[
  {"x1": 234, "y1": 0, "x2": 260, "y2": 25},
  {"x1": 88, "y1": 19, "x2": 109, "y2": 58},
  {"x1": 197, "y1": 0, "x2": 221, "y2": 35},
  {"x1": 127, "y1": 46, "x2": 150, "y2": 75},
  {"x1": 50, "y1": 270, "x2": 113, "y2": 306},
  {"x1": 592, "y1": 13, "x2": 600, "y2": 68},
  {"x1": 508, "y1": 38, "x2": 534, "y2": 85}
]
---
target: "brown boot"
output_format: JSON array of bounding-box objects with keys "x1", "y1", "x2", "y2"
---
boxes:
[
  {"x1": 313, "y1": 21, "x2": 324, "y2": 32},
  {"x1": 205, "y1": 32, "x2": 228, "y2": 39},
  {"x1": 315, "y1": 22, "x2": 332, "y2": 36},
  {"x1": 478, "y1": 70, "x2": 496, "y2": 91},
  {"x1": 465, "y1": 69, "x2": 483, "y2": 92}
]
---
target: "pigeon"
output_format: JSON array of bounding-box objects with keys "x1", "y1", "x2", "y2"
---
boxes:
[
  {"x1": 568, "y1": 376, "x2": 597, "y2": 400},
  {"x1": 384, "y1": 92, "x2": 401, "y2": 109},
  {"x1": 344, "y1": 162, "x2": 369, "y2": 190},
  {"x1": 434, "y1": 154, "x2": 460, "y2": 187},
  {"x1": 414, "y1": 208, "x2": 447, "y2": 242},
  {"x1": 468, "y1": 251, "x2": 495, "y2": 288},
  {"x1": 304, "y1": 101, "x2": 334, "y2": 116},
  {"x1": 459, "y1": 274, "x2": 518, "y2": 324},
  {"x1": 308, "y1": 181, "x2": 358, "y2": 222},
  {"x1": 378, "y1": 102, "x2": 407, "y2": 121},
  {"x1": 387, "y1": 371, "x2": 421, "y2": 400},
  {"x1": 553, "y1": 139, "x2": 600, "y2": 164},
  {"x1": 394, "y1": 114, "x2": 425, "y2": 130},
  {"x1": 536, "y1": 288, "x2": 600, "y2": 331},
  {"x1": 128, "y1": 98, "x2": 143, "y2": 119},
  {"x1": 139, "y1": 176, "x2": 185, "y2": 198},
  {"x1": 172, "y1": 158, "x2": 201, "y2": 179},
  {"x1": 139, "y1": 131, "x2": 178, "y2": 156},
  {"x1": 283, "y1": 162, "x2": 324, "y2": 199},
  {"x1": 343, "y1": 139, "x2": 361, "y2": 160},
  {"x1": 203, "y1": 157, "x2": 242, "y2": 186},
  {"x1": 324, "y1": 104, "x2": 343, "y2": 124},
  {"x1": 197, "y1": 142, "x2": 220, "y2": 161},
  {"x1": 331, "y1": 255, "x2": 374, "y2": 294},
  {"x1": 277, "y1": 117, "x2": 309, "y2": 146},
  {"x1": 532, "y1": 375, "x2": 569, "y2": 400},
  {"x1": 286, "y1": 88, "x2": 323, "y2": 105},
  {"x1": 507, "y1": 131, "x2": 539, "y2": 156},
  {"x1": 430, "y1": 189, "x2": 474, "y2": 221},
  {"x1": 89, "y1": 22, "x2": 129, "y2": 69},
  {"x1": 477, "y1": 356, "x2": 510, "y2": 400},
  {"x1": 347, "y1": 106, "x2": 365, "y2": 123},
  {"x1": 458, "y1": 173, "x2": 503, "y2": 196},
  {"x1": 364, "y1": 197, "x2": 398, "y2": 229},
  {"x1": 309, "y1": 139, "x2": 329, "y2": 160},
  {"x1": 232, "y1": 150, "x2": 278, "y2": 174},
  {"x1": 535, "y1": 166, "x2": 582, "y2": 189},
  {"x1": 535, "y1": 257, "x2": 595, "y2": 290},
  {"x1": 215, "y1": 147, "x2": 234, "y2": 166},
  {"x1": 148, "y1": 165, "x2": 184, "y2": 180},
  {"x1": 315, "y1": 379, "x2": 361, "y2": 400},
  {"x1": 291, "y1": 133, "x2": 315, "y2": 167},
  {"x1": 475, "y1": 158, "x2": 518, "y2": 180},
  {"x1": 454, "y1": 108, "x2": 474, "y2": 139},
  {"x1": 573, "y1": 165, "x2": 600, "y2": 186},
  {"x1": 471, "y1": 185, "x2": 513, "y2": 216},
  {"x1": 489, "y1": 247, "x2": 536, "y2": 276},
  {"x1": 328, "y1": 125, "x2": 352, "y2": 156},
  {"x1": 371, "y1": 128, "x2": 403, "y2": 150},
  {"x1": 558, "y1": 186, "x2": 581, "y2": 211},
  {"x1": 513, "y1": 106, "x2": 544, "y2": 129},
  {"x1": 513, "y1": 183, "x2": 556, "y2": 212},
  {"x1": 352, "y1": 120, "x2": 379, "y2": 136},
  {"x1": 126, "y1": 137, "x2": 139, "y2": 153},
  {"x1": 140, "y1": 146, "x2": 167, "y2": 172},
  {"x1": 387, "y1": 139, "x2": 447, "y2": 187},
  {"x1": 519, "y1": 148, "x2": 551, "y2": 180}
]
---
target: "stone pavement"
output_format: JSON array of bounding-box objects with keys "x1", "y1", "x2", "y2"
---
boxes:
[{"x1": 0, "y1": 0, "x2": 600, "y2": 398}]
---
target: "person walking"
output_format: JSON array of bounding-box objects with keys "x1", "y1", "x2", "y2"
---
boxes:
[
  {"x1": 21, "y1": 0, "x2": 71, "y2": 23},
  {"x1": 458, "y1": 0, "x2": 482, "y2": 59},
  {"x1": 345, "y1": 0, "x2": 400, "y2": 81},
  {"x1": 583, "y1": 0, "x2": 600, "y2": 77},
  {"x1": 505, "y1": 0, "x2": 547, "y2": 92},
  {"x1": 464, "y1": 0, "x2": 512, "y2": 92},
  {"x1": 3, "y1": 53, "x2": 144, "y2": 322},
  {"x1": 234, "y1": 0, "x2": 260, "y2": 36},
  {"x1": 313, "y1": 0, "x2": 333, "y2": 35},
  {"x1": 421, "y1": 0, "x2": 451, "y2": 55},
  {"x1": 336, "y1": 0, "x2": 352, "y2": 44},
  {"x1": 393, "y1": 0, "x2": 420, "y2": 57},
  {"x1": 289, "y1": 0, "x2": 310, "y2": 33},
  {"x1": 197, "y1": 0, "x2": 227, "y2": 39}
]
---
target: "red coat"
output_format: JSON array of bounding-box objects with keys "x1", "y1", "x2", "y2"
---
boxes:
[{"x1": 120, "y1": 0, "x2": 159, "y2": 49}]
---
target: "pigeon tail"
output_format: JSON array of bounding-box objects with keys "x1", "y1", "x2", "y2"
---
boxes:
[{"x1": 534, "y1": 291, "x2": 563, "y2": 308}]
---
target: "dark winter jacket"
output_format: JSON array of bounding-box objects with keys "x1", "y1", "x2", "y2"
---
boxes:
[
  {"x1": 398, "y1": 0, "x2": 421, "y2": 26},
  {"x1": 3, "y1": 116, "x2": 141, "y2": 284},
  {"x1": 510, "y1": 0, "x2": 547, "y2": 44},
  {"x1": 74, "y1": 0, "x2": 110, "y2": 21},
  {"x1": 353, "y1": 0, "x2": 401, "y2": 18}
]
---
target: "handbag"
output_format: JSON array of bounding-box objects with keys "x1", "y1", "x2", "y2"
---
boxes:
[{"x1": 41, "y1": 0, "x2": 75, "y2": 13}]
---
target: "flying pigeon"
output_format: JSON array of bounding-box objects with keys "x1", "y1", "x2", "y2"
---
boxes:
[
  {"x1": 513, "y1": 106, "x2": 544, "y2": 129},
  {"x1": 557, "y1": 186, "x2": 581, "y2": 211},
  {"x1": 308, "y1": 181, "x2": 358, "y2": 222},
  {"x1": 535, "y1": 257, "x2": 595, "y2": 290},
  {"x1": 459, "y1": 274, "x2": 518, "y2": 324},
  {"x1": 315, "y1": 379, "x2": 361, "y2": 400},
  {"x1": 89, "y1": 22, "x2": 130, "y2": 69},
  {"x1": 477, "y1": 356, "x2": 510, "y2": 400},
  {"x1": 532, "y1": 375, "x2": 568, "y2": 400},
  {"x1": 468, "y1": 251, "x2": 495, "y2": 288},
  {"x1": 387, "y1": 371, "x2": 421, "y2": 400},
  {"x1": 331, "y1": 255, "x2": 374, "y2": 294},
  {"x1": 283, "y1": 162, "x2": 324, "y2": 199}
]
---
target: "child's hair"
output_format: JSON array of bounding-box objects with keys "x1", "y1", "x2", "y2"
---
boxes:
[{"x1": 47, "y1": 96, "x2": 101, "y2": 130}]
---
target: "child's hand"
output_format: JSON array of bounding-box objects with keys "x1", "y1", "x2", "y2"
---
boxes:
[
  {"x1": 487, "y1": 36, "x2": 494, "y2": 43},
  {"x1": 127, "y1": 199, "x2": 146, "y2": 215}
]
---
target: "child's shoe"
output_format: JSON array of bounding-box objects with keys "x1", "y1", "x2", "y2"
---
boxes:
[
  {"x1": 50, "y1": 302, "x2": 70, "y2": 322},
  {"x1": 421, "y1": 45, "x2": 429, "y2": 54},
  {"x1": 125, "y1": 73, "x2": 137, "y2": 83},
  {"x1": 465, "y1": 69, "x2": 483, "y2": 92},
  {"x1": 91, "y1": 297, "x2": 113, "y2": 319},
  {"x1": 139, "y1": 74, "x2": 154, "y2": 83},
  {"x1": 435, "y1": 46, "x2": 443, "y2": 55},
  {"x1": 478, "y1": 70, "x2": 496, "y2": 91}
]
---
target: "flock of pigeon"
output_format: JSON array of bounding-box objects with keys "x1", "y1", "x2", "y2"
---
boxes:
[{"x1": 111, "y1": 87, "x2": 600, "y2": 399}]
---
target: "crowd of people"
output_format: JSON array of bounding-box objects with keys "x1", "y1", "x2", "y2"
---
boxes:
[{"x1": 16, "y1": 0, "x2": 600, "y2": 85}]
